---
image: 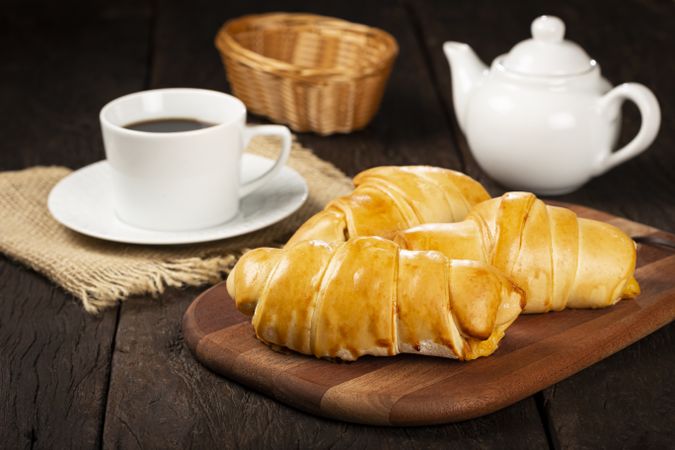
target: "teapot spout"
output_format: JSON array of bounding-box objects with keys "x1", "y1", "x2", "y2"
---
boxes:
[{"x1": 443, "y1": 42, "x2": 488, "y2": 133}]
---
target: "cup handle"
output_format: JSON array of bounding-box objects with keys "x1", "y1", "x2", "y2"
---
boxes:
[
  {"x1": 239, "y1": 125, "x2": 292, "y2": 197},
  {"x1": 594, "y1": 83, "x2": 661, "y2": 175}
]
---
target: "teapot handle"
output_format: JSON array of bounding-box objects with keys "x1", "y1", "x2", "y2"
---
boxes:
[{"x1": 594, "y1": 83, "x2": 660, "y2": 175}]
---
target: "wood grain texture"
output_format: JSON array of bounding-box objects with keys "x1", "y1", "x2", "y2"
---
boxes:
[
  {"x1": 539, "y1": 323, "x2": 675, "y2": 450},
  {"x1": 100, "y1": 0, "x2": 548, "y2": 447},
  {"x1": 0, "y1": 256, "x2": 118, "y2": 449},
  {"x1": 103, "y1": 287, "x2": 547, "y2": 450},
  {"x1": 0, "y1": 2, "x2": 150, "y2": 448},
  {"x1": 182, "y1": 205, "x2": 675, "y2": 426}
]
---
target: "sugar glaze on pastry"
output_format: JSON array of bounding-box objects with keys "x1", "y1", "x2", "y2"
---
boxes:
[
  {"x1": 396, "y1": 192, "x2": 639, "y2": 313},
  {"x1": 286, "y1": 166, "x2": 490, "y2": 246},
  {"x1": 227, "y1": 237, "x2": 524, "y2": 361}
]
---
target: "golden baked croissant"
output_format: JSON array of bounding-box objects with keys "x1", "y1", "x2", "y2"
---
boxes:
[
  {"x1": 395, "y1": 192, "x2": 640, "y2": 313},
  {"x1": 227, "y1": 237, "x2": 524, "y2": 361},
  {"x1": 286, "y1": 166, "x2": 490, "y2": 247}
]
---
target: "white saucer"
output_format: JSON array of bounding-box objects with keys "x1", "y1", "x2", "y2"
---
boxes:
[{"x1": 48, "y1": 154, "x2": 308, "y2": 245}]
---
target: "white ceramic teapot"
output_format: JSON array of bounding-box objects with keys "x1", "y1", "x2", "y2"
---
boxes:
[{"x1": 443, "y1": 15, "x2": 661, "y2": 194}]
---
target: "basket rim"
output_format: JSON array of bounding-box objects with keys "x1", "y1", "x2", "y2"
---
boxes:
[
  {"x1": 220, "y1": 54, "x2": 395, "y2": 83},
  {"x1": 215, "y1": 12, "x2": 399, "y2": 80}
]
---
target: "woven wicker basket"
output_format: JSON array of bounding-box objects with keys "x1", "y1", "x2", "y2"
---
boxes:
[{"x1": 215, "y1": 13, "x2": 398, "y2": 135}]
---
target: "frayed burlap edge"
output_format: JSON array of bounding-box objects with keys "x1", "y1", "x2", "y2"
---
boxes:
[{"x1": 0, "y1": 136, "x2": 352, "y2": 313}]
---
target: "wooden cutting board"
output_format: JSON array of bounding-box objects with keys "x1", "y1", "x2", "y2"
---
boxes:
[{"x1": 182, "y1": 203, "x2": 675, "y2": 426}]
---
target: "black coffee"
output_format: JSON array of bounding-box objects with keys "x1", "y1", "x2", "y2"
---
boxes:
[{"x1": 124, "y1": 118, "x2": 216, "y2": 133}]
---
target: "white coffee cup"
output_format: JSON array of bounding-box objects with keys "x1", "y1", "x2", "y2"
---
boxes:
[{"x1": 100, "y1": 88, "x2": 291, "y2": 231}]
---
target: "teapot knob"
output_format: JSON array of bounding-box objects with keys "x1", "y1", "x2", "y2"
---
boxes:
[{"x1": 531, "y1": 16, "x2": 565, "y2": 43}]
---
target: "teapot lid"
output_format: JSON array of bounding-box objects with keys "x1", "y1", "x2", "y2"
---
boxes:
[{"x1": 501, "y1": 16, "x2": 595, "y2": 76}]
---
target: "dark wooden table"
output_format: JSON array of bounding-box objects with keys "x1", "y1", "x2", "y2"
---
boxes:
[{"x1": 1, "y1": 0, "x2": 673, "y2": 448}]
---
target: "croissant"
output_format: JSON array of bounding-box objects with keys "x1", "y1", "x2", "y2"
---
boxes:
[
  {"x1": 286, "y1": 166, "x2": 490, "y2": 247},
  {"x1": 395, "y1": 192, "x2": 640, "y2": 313},
  {"x1": 227, "y1": 237, "x2": 524, "y2": 361}
]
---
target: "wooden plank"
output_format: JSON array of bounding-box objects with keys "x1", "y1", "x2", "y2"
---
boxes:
[
  {"x1": 104, "y1": 288, "x2": 547, "y2": 449},
  {"x1": 102, "y1": 0, "x2": 548, "y2": 447},
  {"x1": 539, "y1": 324, "x2": 675, "y2": 449},
  {"x1": 0, "y1": 257, "x2": 117, "y2": 449},
  {"x1": 408, "y1": 0, "x2": 675, "y2": 447},
  {"x1": 0, "y1": 2, "x2": 150, "y2": 448}
]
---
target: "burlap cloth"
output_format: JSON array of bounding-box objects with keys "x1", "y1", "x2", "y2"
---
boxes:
[{"x1": 0, "y1": 137, "x2": 352, "y2": 313}]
